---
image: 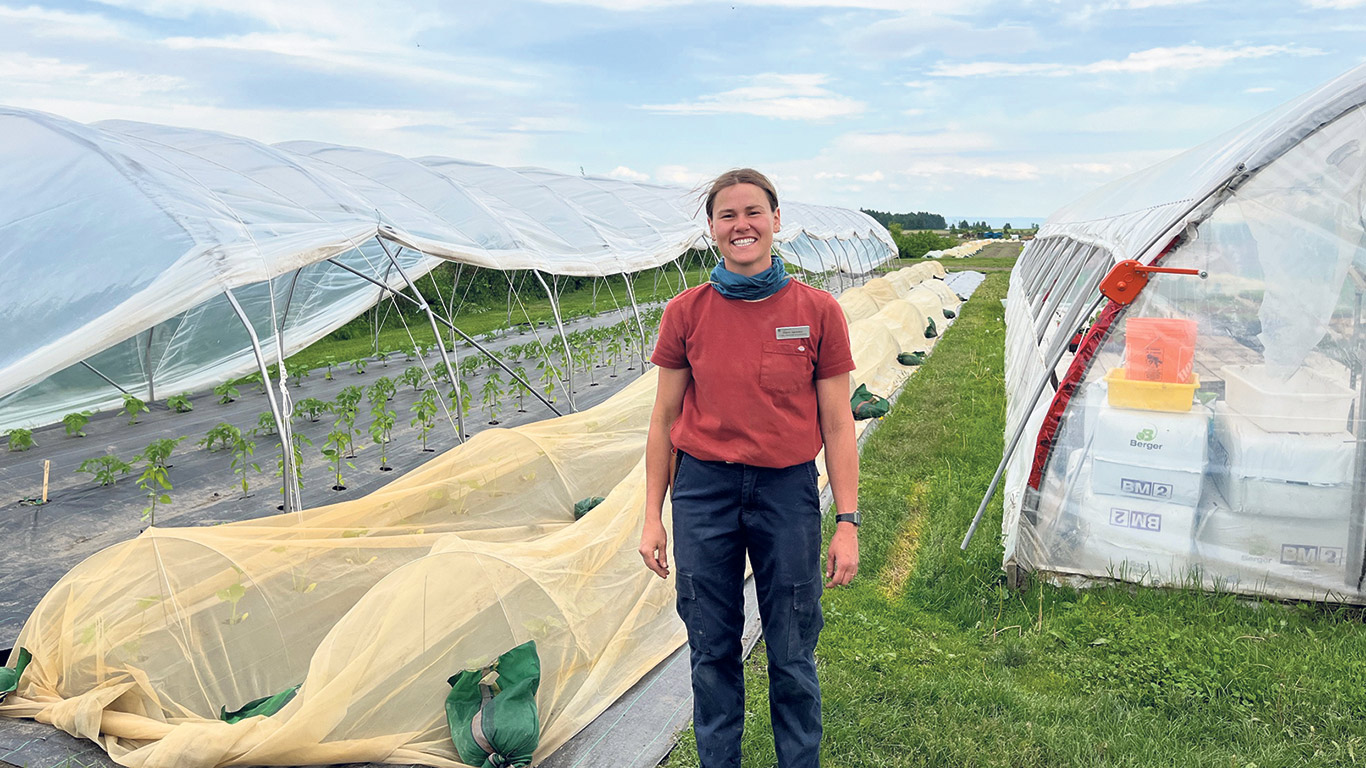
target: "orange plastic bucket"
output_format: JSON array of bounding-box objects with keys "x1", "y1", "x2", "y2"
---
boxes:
[{"x1": 1124, "y1": 317, "x2": 1196, "y2": 383}]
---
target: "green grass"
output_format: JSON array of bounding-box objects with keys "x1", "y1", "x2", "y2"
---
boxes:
[{"x1": 662, "y1": 270, "x2": 1366, "y2": 768}]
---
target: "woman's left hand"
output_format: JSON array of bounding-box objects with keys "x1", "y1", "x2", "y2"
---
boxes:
[{"x1": 825, "y1": 525, "x2": 859, "y2": 588}]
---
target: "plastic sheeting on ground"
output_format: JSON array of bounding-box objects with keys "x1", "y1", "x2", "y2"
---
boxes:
[{"x1": 0, "y1": 268, "x2": 955, "y2": 768}]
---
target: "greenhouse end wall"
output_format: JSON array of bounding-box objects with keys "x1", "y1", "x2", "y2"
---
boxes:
[{"x1": 1008, "y1": 105, "x2": 1366, "y2": 603}]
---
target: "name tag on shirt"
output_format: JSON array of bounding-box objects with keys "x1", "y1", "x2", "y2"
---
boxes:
[{"x1": 775, "y1": 325, "x2": 810, "y2": 340}]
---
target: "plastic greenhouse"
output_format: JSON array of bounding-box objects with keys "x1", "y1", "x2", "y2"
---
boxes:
[
  {"x1": 996, "y1": 63, "x2": 1366, "y2": 604},
  {"x1": 0, "y1": 106, "x2": 973, "y2": 766},
  {"x1": 0, "y1": 106, "x2": 895, "y2": 511}
]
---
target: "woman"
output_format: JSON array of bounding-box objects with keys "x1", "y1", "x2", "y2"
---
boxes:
[{"x1": 638, "y1": 168, "x2": 860, "y2": 768}]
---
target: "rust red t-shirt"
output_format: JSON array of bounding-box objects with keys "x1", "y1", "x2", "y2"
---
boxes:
[{"x1": 650, "y1": 279, "x2": 856, "y2": 468}]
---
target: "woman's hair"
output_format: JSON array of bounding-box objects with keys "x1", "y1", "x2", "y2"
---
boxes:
[{"x1": 704, "y1": 168, "x2": 778, "y2": 219}]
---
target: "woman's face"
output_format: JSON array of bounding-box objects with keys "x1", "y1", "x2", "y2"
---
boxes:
[{"x1": 709, "y1": 182, "x2": 781, "y2": 277}]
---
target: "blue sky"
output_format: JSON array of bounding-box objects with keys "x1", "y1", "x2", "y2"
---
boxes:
[{"x1": 3, "y1": 1, "x2": 1362, "y2": 222}]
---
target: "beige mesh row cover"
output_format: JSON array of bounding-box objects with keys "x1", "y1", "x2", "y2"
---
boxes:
[{"x1": 0, "y1": 268, "x2": 949, "y2": 768}]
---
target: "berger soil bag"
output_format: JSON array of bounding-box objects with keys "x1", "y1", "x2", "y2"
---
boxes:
[{"x1": 447, "y1": 640, "x2": 541, "y2": 767}]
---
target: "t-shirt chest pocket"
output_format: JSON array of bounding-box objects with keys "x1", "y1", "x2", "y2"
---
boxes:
[{"x1": 759, "y1": 340, "x2": 814, "y2": 393}]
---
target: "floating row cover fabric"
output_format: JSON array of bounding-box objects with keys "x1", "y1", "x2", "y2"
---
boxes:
[
  {"x1": 0, "y1": 266, "x2": 953, "y2": 768},
  {"x1": 1001, "y1": 62, "x2": 1366, "y2": 603},
  {"x1": 0, "y1": 106, "x2": 895, "y2": 430}
]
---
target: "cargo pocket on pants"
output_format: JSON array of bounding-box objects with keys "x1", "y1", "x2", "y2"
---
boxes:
[
  {"x1": 786, "y1": 576, "x2": 824, "y2": 660},
  {"x1": 676, "y1": 572, "x2": 706, "y2": 645}
]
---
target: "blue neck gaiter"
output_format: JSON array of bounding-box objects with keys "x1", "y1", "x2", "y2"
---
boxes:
[{"x1": 710, "y1": 255, "x2": 789, "y2": 300}]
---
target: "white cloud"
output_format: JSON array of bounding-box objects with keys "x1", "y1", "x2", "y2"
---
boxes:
[
  {"x1": 608, "y1": 165, "x2": 650, "y2": 181},
  {"x1": 0, "y1": 96, "x2": 543, "y2": 166},
  {"x1": 91, "y1": 0, "x2": 442, "y2": 40},
  {"x1": 532, "y1": 0, "x2": 982, "y2": 10},
  {"x1": 642, "y1": 73, "x2": 864, "y2": 120},
  {"x1": 1244, "y1": 86, "x2": 1275, "y2": 93},
  {"x1": 848, "y1": 15, "x2": 1042, "y2": 59},
  {"x1": 161, "y1": 33, "x2": 534, "y2": 92},
  {"x1": 930, "y1": 44, "x2": 1323, "y2": 78},
  {"x1": 833, "y1": 130, "x2": 994, "y2": 154},
  {"x1": 1303, "y1": 0, "x2": 1366, "y2": 7},
  {"x1": 0, "y1": 4, "x2": 126, "y2": 39},
  {"x1": 1074, "y1": 103, "x2": 1234, "y2": 133},
  {"x1": 0, "y1": 53, "x2": 188, "y2": 97},
  {"x1": 855, "y1": 171, "x2": 884, "y2": 182},
  {"x1": 896, "y1": 160, "x2": 1042, "y2": 181},
  {"x1": 655, "y1": 165, "x2": 708, "y2": 187}
]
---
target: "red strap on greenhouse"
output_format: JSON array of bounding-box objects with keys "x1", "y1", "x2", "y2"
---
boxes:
[
  {"x1": 1026, "y1": 299, "x2": 1123, "y2": 489},
  {"x1": 1026, "y1": 242, "x2": 1178, "y2": 490}
]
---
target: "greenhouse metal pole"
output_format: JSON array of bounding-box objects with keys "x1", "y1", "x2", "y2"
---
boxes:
[
  {"x1": 834, "y1": 238, "x2": 862, "y2": 286},
  {"x1": 534, "y1": 270, "x2": 577, "y2": 411},
  {"x1": 371, "y1": 240, "x2": 467, "y2": 441},
  {"x1": 79, "y1": 361, "x2": 132, "y2": 396},
  {"x1": 961, "y1": 291, "x2": 1109, "y2": 550},
  {"x1": 143, "y1": 328, "x2": 156, "y2": 403},
  {"x1": 325, "y1": 258, "x2": 560, "y2": 416},
  {"x1": 809, "y1": 244, "x2": 833, "y2": 293},
  {"x1": 224, "y1": 289, "x2": 301, "y2": 514},
  {"x1": 675, "y1": 256, "x2": 689, "y2": 290},
  {"x1": 622, "y1": 275, "x2": 650, "y2": 369}
]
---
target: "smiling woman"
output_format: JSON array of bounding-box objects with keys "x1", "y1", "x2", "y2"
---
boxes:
[{"x1": 640, "y1": 168, "x2": 862, "y2": 768}]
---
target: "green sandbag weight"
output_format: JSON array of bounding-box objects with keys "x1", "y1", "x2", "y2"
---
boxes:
[
  {"x1": 0, "y1": 648, "x2": 32, "y2": 703},
  {"x1": 573, "y1": 497, "x2": 605, "y2": 520},
  {"x1": 896, "y1": 352, "x2": 924, "y2": 366},
  {"x1": 447, "y1": 640, "x2": 541, "y2": 767},
  {"x1": 850, "y1": 383, "x2": 890, "y2": 421},
  {"x1": 924, "y1": 317, "x2": 938, "y2": 338},
  {"x1": 219, "y1": 684, "x2": 300, "y2": 723}
]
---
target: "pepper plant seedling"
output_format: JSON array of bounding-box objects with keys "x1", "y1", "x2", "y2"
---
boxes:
[
  {"x1": 122, "y1": 394, "x2": 149, "y2": 425},
  {"x1": 166, "y1": 393, "x2": 194, "y2": 413},
  {"x1": 295, "y1": 397, "x2": 329, "y2": 423},
  {"x1": 63, "y1": 410, "x2": 93, "y2": 437},
  {"x1": 214, "y1": 381, "x2": 239, "y2": 404},
  {"x1": 134, "y1": 438, "x2": 184, "y2": 526},
  {"x1": 410, "y1": 388, "x2": 438, "y2": 452},
  {"x1": 77, "y1": 454, "x2": 133, "y2": 486},
  {"x1": 228, "y1": 426, "x2": 259, "y2": 499},
  {"x1": 400, "y1": 365, "x2": 426, "y2": 392},
  {"x1": 482, "y1": 371, "x2": 504, "y2": 424},
  {"x1": 7, "y1": 428, "x2": 34, "y2": 452},
  {"x1": 322, "y1": 429, "x2": 353, "y2": 490}
]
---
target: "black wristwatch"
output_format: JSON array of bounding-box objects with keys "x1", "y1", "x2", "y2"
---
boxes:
[{"x1": 835, "y1": 512, "x2": 861, "y2": 527}]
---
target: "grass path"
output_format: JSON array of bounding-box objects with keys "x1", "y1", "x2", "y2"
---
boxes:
[{"x1": 663, "y1": 271, "x2": 1366, "y2": 768}]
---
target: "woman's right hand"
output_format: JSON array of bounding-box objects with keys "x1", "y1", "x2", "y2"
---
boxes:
[{"x1": 639, "y1": 518, "x2": 670, "y2": 579}]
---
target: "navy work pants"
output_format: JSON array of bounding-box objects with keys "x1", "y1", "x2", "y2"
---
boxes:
[{"x1": 671, "y1": 451, "x2": 824, "y2": 768}]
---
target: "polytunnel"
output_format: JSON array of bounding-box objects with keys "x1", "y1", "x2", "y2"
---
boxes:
[
  {"x1": 993, "y1": 63, "x2": 1366, "y2": 604},
  {"x1": 0, "y1": 106, "x2": 895, "y2": 506}
]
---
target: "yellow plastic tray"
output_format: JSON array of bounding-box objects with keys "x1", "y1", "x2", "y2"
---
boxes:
[{"x1": 1104, "y1": 368, "x2": 1198, "y2": 413}]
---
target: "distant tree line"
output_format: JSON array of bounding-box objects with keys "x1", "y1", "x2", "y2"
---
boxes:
[
  {"x1": 861, "y1": 209, "x2": 946, "y2": 231},
  {"x1": 887, "y1": 223, "x2": 955, "y2": 259}
]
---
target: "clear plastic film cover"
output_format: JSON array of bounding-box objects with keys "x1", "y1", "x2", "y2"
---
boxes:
[
  {"x1": 1013, "y1": 104, "x2": 1366, "y2": 602},
  {"x1": 0, "y1": 107, "x2": 894, "y2": 430}
]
